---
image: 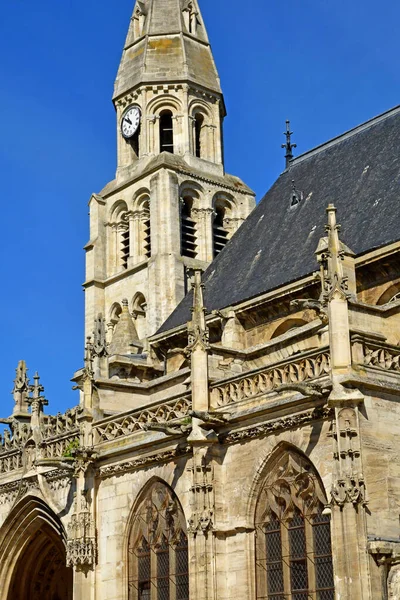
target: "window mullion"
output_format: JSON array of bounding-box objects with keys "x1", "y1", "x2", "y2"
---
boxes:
[
  {"x1": 170, "y1": 542, "x2": 177, "y2": 600},
  {"x1": 281, "y1": 520, "x2": 292, "y2": 600},
  {"x1": 150, "y1": 544, "x2": 157, "y2": 600},
  {"x1": 305, "y1": 516, "x2": 317, "y2": 600}
]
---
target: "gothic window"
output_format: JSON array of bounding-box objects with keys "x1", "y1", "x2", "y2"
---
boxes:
[
  {"x1": 255, "y1": 451, "x2": 335, "y2": 600},
  {"x1": 128, "y1": 481, "x2": 189, "y2": 600},
  {"x1": 160, "y1": 111, "x2": 174, "y2": 153},
  {"x1": 194, "y1": 113, "x2": 204, "y2": 158},
  {"x1": 213, "y1": 205, "x2": 229, "y2": 257},
  {"x1": 181, "y1": 196, "x2": 197, "y2": 258}
]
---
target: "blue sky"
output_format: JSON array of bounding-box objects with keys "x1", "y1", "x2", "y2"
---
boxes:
[{"x1": 0, "y1": 0, "x2": 399, "y2": 417}]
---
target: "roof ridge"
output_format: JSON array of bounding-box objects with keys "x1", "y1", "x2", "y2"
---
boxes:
[{"x1": 290, "y1": 104, "x2": 400, "y2": 167}]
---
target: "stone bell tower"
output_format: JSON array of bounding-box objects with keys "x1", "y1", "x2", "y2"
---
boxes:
[{"x1": 84, "y1": 0, "x2": 255, "y2": 344}]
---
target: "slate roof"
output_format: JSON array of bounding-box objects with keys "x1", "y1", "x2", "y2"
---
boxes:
[{"x1": 159, "y1": 105, "x2": 400, "y2": 334}]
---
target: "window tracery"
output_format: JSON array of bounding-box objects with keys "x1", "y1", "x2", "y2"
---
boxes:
[
  {"x1": 255, "y1": 451, "x2": 335, "y2": 600},
  {"x1": 128, "y1": 481, "x2": 189, "y2": 600}
]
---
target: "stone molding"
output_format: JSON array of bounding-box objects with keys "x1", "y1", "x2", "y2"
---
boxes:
[
  {"x1": 99, "y1": 446, "x2": 191, "y2": 479},
  {"x1": 221, "y1": 405, "x2": 333, "y2": 444}
]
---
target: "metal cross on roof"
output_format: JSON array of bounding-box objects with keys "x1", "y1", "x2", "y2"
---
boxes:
[{"x1": 282, "y1": 120, "x2": 297, "y2": 168}]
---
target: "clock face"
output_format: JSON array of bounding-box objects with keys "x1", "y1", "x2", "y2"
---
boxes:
[{"x1": 121, "y1": 106, "x2": 141, "y2": 139}]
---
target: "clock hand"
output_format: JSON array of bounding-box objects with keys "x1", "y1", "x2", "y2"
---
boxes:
[{"x1": 125, "y1": 117, "x2": 132, "y2": 125}]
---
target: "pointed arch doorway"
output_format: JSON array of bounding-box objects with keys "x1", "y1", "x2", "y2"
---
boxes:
[{"x1": 0, "y1": 496, "x2": 73, "y2": 600}]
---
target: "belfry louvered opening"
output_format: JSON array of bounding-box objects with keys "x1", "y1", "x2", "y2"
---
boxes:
[
  {"x1": 160, "y1": 110, "x2": 174, "y2": 153},
  {"x1": 120, "y1": 213, "x2": 130, "y2": 269},
  {"x1": 181, "y1": 196, "x2": 197, "y2": 258},
  {"x1": 213, "y1": 205, "x2": 229, "y2": 257}
]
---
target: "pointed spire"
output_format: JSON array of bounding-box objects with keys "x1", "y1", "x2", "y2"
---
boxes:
[
  {"x1": 282, "y1": 120, "x2": 297, "y2": 168},
  {"x1": 114, "y1": 0, "x2": 221, "y2": 100},
  {"x1": 109, "y1": 299, "x2": 143, "y2": 355},
  {"x1": 186, "y1": 270, "x2": 209, "y2": 352}
]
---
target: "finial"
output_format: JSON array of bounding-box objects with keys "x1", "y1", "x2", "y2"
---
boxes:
[
  {"x1": 122, "y1": 298, "x2": 129, "y2": 309},
  {"x1": 186, "y1": 269, "x2": 209, "y2": 353},
  {"x1": 84, "y1": 336, "x2": 94, "y2": 379},
  {"x1": 317, "y1": 204, "x2": 350, "y2": 304},
  {"x1": 92, "y1": 313, "x2": 108, "y2": 357},
  {"x1": 27, "y1": 372, "x2": 48, "y2": 416},
  {"x1": 282, "y1": 120, "x2": 297, "y2": 168}
]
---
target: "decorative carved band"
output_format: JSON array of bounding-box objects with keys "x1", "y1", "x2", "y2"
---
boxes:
[
  {"x1": 93, "y1": 395, "x2": 192, "y2": 444},
  {"x1": 211, "y1": 350, "x2": 331, "y2": 408},
  {"x1": 363, "y1": 342, "x2": 400, "y2": 372},
  {"x1": 99, "y1": 446, "x2": 191, "y2": 478},
  {"x1": 221, "y1": 406, "x2": 333, "y2": 444}
]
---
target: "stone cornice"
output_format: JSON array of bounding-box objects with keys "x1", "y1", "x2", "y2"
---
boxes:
[
  {"x1": 220, "y1": 405, "x2": 333, "y2": 445},
  {"x1": 99, "y1": 445, "x2": 191, "y2": 479}
]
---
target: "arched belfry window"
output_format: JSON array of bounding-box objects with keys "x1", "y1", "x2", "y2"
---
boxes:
[
  {"x1": 110, "y1": 201, "x2": 130, "y2": 271},
  {"x1": 160, "y1": 110, "x2": 174, "y2": 153},
  {"x1": 255, "y1": 450, "x2": 335, "y2": 600},
  {"x1": 194, "y1": 113, "x2": 204, "y2": 158},
  {"x1": 181, "y1": 196, "x2": 197, "y2": 258},
  {"x1": 128, "y1": 481, "x2": 189, "y2": 600}
]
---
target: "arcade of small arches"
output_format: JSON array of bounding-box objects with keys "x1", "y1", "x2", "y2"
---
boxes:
[
  {"x1": 119, "y1": 94, "x2": 221, "y2": 165},
  {"x1": 108, "y1": 187, "x2": 241, "y2": 276},
  {"x1": 0, "y1": 448, "x2": 335, "y2": 600},
  {"x1": 108, "y1": 293, "x2": 147, "y2": 341}
]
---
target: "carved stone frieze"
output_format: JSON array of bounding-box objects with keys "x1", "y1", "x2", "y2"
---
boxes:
[
  {"x1": 0, "y1": 475, "x2": 39, "y2": 506},
  {"x1": 43, "y1": 468, "x2": 73, "y2": 492},
  {"x1": 211, "y1": 350, "x2": 331, "y2": 408},
  {"x1": 363, "y1": 343, "x2": 400, "y2": 372},
  {"x1": 221, "y1": 406, "x2": 333, "y2": 444}
]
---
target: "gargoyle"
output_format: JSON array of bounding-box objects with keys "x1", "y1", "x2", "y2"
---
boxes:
[
  {"x1": 290, "y1": 299, "x2": 328, "y2": 324},
  {"x1": 276, "y1": 382, "x2": 331, "y2": 399},
  {"x1": 189, "y1": 410, "x2": 230, "y2": 425},
  {"x1": 35, "y1": 457, "x2": 75, "y2": 471},
  {"x1": 143, "y1": 422, "x2": 192, "y2": 436}
]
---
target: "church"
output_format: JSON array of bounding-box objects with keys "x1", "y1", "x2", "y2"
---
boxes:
[{"x1": 1, "y1": 1, "x2": 400, "y2": 598}]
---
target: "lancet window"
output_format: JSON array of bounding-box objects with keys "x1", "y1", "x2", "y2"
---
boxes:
[
  {"x1": 194, "y1": 113, "x2": 204, "y2": 158},
  {"x1": 128, "y1": 481, "x2": 189, "y2": 600},
  {"x1": 160, "y1": 110, "x2": 174, "y2": 153},
  {"x1": 255, "y1": 450, "x2": 335, "y2": 600}
]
